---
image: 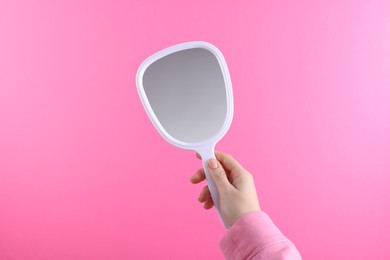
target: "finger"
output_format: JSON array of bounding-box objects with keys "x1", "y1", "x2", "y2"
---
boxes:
[
  {"x1": 215, "y1": 152, "x2": 252, "y2": 190},
  {"x1": 215, "y1": 151, "x2": 245, "y2": 173},
  {"x1": 190, "y1": 168, "x2": 206, "y2": 184},
  {"x1": 203, "y1": 198, "x2": 214, "y2": 209},
  {"x1": 208, "y1": 158, "x2": 232, "y2": 194},
  {"x1": 198, "y1": 185, "x2": 211, "y2": 203}
]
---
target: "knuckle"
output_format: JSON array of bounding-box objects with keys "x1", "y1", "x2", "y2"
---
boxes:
[
  {"x1": 246, "y1": 170, "x2": 254, "y2": 178},
  {"x1": 222, "y1": 153, "x2": 232, "y2": 162},
  {"x1": 214, "y1": 168, "x2": 226, "y2": 179}
]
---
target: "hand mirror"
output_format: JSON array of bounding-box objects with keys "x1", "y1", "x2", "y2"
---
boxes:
[{"x1": 136, "y1": 41, "x2": 234, "y2": 228}]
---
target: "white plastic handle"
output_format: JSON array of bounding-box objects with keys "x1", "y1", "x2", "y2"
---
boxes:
[{"x1": 198, "y1": 147, "x2": 230, "y2": 228}]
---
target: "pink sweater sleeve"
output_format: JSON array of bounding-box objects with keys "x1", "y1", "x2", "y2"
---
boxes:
[{"x1": 220, "y1": 211, "x2": 302, "y2": 260}]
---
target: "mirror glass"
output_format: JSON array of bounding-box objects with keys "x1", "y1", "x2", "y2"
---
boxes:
[{"x1": 142, "y1": 48, "x2": 227, "y2": 143}]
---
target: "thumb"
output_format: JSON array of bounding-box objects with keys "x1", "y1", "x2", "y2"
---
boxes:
[{"x1": 207, "y1": 158, "x2": 232, "y2": 195}]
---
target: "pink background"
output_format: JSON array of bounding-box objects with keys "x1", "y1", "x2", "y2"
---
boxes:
[{"x1": 1, "y1": 0, "x2": 390, "y2": 259}]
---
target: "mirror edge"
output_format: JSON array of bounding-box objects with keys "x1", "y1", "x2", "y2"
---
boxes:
[{"x1": 136, "y1": 41, "x2": 234, "y2": 151}]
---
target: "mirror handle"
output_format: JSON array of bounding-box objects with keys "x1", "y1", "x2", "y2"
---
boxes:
[{"x1": 200, "y1": 147, "x2": 230, "y2": 229}]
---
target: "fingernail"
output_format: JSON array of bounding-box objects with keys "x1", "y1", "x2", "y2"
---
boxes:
[{"x1": 208, "y1": 158, "x2": 218, "y2": 169}]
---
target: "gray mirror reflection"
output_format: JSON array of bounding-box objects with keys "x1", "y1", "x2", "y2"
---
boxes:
[{"x1": 143, "y1": 48, "x2": 227, "y2": 143}]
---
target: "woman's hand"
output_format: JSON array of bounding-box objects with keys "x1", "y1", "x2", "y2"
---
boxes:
[{"x1": 190, "y1": 151, "x2": 261, "y2": 227}]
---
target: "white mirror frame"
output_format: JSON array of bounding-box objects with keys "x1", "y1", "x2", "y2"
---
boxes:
[{"x1": 136, "y1": 41, "x2": 234, "y2": 228}]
